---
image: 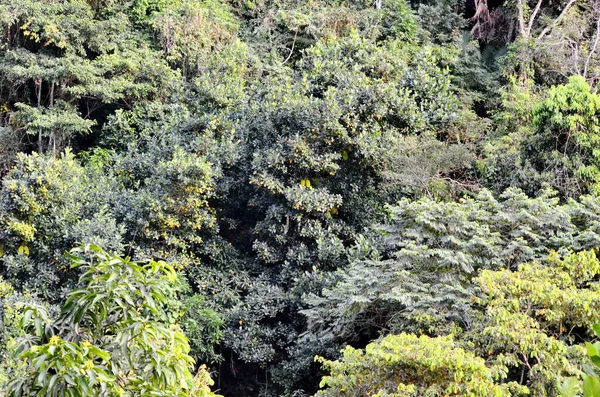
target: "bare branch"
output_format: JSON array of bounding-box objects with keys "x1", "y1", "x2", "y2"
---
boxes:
[
  {"x1": 537, "y1": 0, "x2": 577, "y2": 40},
  {"x1": 280, "y1": 30, "x2": 298, "y2": 66},
  {"x1": 584, "y1": 14, "x2": 600, "y2": 78},
  {"x1": 526, "y1": 0, "x2": 545, "y2": 38}
]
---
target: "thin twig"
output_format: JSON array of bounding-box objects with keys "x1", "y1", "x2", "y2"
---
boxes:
[{"x1": 280, "y1": 30, "x2": 298, "y2": 66}]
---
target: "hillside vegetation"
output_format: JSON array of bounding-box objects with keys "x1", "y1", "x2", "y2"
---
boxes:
[{"x1": 1, "y1": 0, "x2": 600, "y2": 396}]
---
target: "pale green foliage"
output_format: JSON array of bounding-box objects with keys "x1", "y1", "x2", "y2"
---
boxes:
[
  {"x1": 153, "y1": 0, "x2": 239, "y2": 76},
  {"x1": 0, "y1": 147, "x2": 218, "y2": 297},
  {"x1": 473, "y1": 250, "x2": 600, "y2": 395},
  {"x1": 235, "y1": 0, "x2": 419, "y2": 60},
  {"x1": 479, "y1": 77, "x2": 539, "y2": 194},
  {"x1": 3, "y1": 245, "x2": 219, "y2": 397},
  {"x1": 311, "y1": 249, "x2": 600, "y2": 396},
  {"x1": 303, "y1": 188, "x2": 600, "y2": 343},
  {"x1": 486, "y1": 76, "x2": 600, "y2": 198},
  {"x1": 0, "y1": 278, "x2": 57, "y2": 389},
  {"x1": 180, "y1": 295, "x2": 224, "y2": 365},
  {"x1": 134, "y1": 149, "x2": 217, "y2": 258},
  {"x1": 0, "y1": 278, "x2": 38, "y2": 388},
  {"x1": 315, "y1": 333, "x2": 519, "y2": 397},
  {"x1": 130, "y1": 0, "x2": 180, "y2": 22},
  {"x1": 13, "y1": 102, "x2": 95, "y2": 147},
  {"x1": 381, "y1": 133, "x2": 475, "y2": 198}
]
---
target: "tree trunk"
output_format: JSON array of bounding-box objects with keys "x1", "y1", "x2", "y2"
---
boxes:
[
  {"x1": 35, "y1": 78, "x2": 43, "y2": 153},
  {"x1": 50, "y1": 81, "x2": 55, "y2": 158}
]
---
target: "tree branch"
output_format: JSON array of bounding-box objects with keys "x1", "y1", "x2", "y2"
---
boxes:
[
  {"x1": 517, "y1": 0, "x2": 527, "y2": 37},
  {"x1": 584, "y1": 14, "x2": 600, "y2": 78},
  {"x1": 537, "y1": 0, "x2": 577, "y2": 40},
  {"x1": 280, "y1": 30, "x2": 298, "y2": 66},
  {"x1": 526, "y1": 0, "x2": 545, "y2": 38}
]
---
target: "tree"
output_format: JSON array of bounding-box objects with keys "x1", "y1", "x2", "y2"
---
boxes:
[
  {"x1": 3, "y1": 244, "x2": 220, "y2": 397},
  {"x1": 483, "y1": 76, "x2": 600, "y2": 198},
  {"x1": 0, "y1": 0, "x2": 176, "y2": 157},
  {"x1": 303, "y1": 188, "x2": 600, "y2": 344},
  {"x1": 0, "y1": 278, "x2": 45, "y2": 389},
  {"x1": 152, "y1": 0, "x2": 239, "y2": 78},
  {"x1": 472, "y1": 250, "x2": 600, "y2": 395},
  {"x1": 310, "y1": 249, "x2": 600, "y2": 396},
  {"x1": 314, "y1": 333, "x2": 521, "y2": 397},
  {"x1": 0, "y1": 151, "x2": 124, "y2": 301},
  {"x1": 526, "y1": 76, "x2": 600, "y2": 197}
]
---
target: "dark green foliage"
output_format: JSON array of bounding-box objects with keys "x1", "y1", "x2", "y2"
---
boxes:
[{"x1": 0, "y1": 151, "x2": 124, "y2": 300}]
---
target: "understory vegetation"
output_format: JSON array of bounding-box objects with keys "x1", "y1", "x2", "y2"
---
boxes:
[{"x1": 2, "y1": 0, "x2": 600, "y2": 396}]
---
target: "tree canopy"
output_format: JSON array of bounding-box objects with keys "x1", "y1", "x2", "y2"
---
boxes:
[{"x1": 1, "y1": 0, "x2": 600, "y2": 396}]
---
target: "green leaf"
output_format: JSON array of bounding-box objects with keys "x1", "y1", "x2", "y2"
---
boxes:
[
  {"x1": 593, "y1": 324, "x2": 600, "y2": 338},
  {"x1": 584, "y1": 375, "x2": 600, "y2": 397},
  {"x1": 586, "y1": 342, "x2": 598, "y2": 359},
  {"x1": 558, "y1": 377, "x2": 579, "y2": 397}
]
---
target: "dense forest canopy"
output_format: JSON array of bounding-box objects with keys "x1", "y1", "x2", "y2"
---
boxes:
[{"x1": 2, "y1": 0, "x2": 600, "y2": 396}]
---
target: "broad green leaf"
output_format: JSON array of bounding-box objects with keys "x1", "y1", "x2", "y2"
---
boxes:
[{"x1": 584, "y1": 375, "x2": 600, "y2": 397}]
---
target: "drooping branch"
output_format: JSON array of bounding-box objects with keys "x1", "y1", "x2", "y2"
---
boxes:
[
  {"x1": 470, "y1": 0, "x2": 492, "y2": 39},
  {"x1": 280, "y1": 30, "x2": 298, "y2": 66}
]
